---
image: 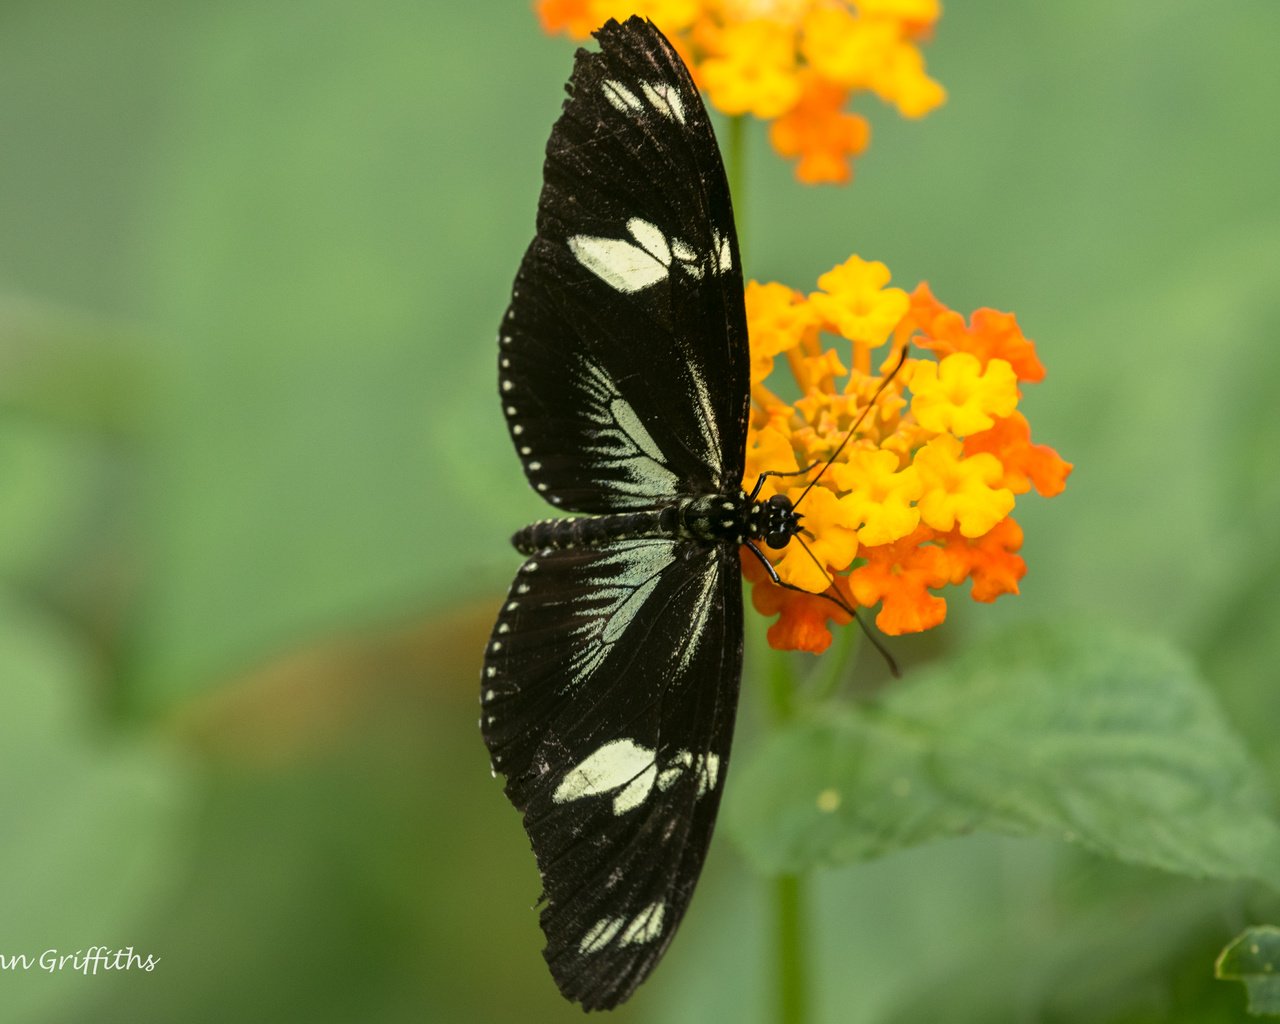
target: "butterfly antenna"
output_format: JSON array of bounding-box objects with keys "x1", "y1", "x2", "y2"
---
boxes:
[
  {"x1": 792, "y1": 535, "x2": 901, "y2": 679},
  {"x1": 793, "y1": 345, "x2": 911, "y2": 510}
]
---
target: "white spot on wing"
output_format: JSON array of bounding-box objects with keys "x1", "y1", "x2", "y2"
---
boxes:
[
  {"x1": 699, "y1": 753, "x2": 720, "y2": 795},
  {"x1": 569, "y1": 235, "x2": 669, "y2": 293},
  {"x1": 601, "y1": 79, "x2": 643, "y2": 114},
  {"x1": 578, "y1": 902, "x2": 666, "y2": 955},
  {"x1": 657, "y1": 750, "x2": 692, "y2": 792},
  {"x1": 620, "y1": 902, "x2": 666, "y2": 945},
  {"x1": 553, "y1": 739, "x2": 656, "y2": 808},
  {"x1": 670, "y1": 238, "x2": 697, "y2": 263},
  {"x1": 642, "y1": 80, "x2": 686, "y2": 124},
  {"x1": 626, "y1": 218, "x2": 671, "y2": 266},
  {"x1": 579, "y1": 916, "x2": 625, "y2": 955},
  {"x1": 713, "y1": 228, "x2": 733, "y2": 273},
  {"x1": 611, "y1": 763, "x2": 658, "y2": 815},
  {"x1": 654, "y1": 749, "x2": 721, "y2": 796}
]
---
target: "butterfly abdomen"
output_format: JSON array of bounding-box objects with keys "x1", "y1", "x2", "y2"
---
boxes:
[
  {"x1": 512, "y1": 511, "x2": 677, "y2": 554},
  {"x1": 511, "y1": 493, "x2": 761, "y2": 555}
]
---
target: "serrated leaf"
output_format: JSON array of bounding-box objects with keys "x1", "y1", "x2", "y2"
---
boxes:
[
  {"x1": 1217, "y1": 926, "x2": 1280, "y2": 1016},
  {"x1": 726, "y1": 624, "x2": 1280, "y2": 888}
]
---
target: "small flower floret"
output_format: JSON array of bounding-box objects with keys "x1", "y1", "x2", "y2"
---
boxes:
[
  {"x1": 909, "y1": 353, "x2": 1018, "y2": 437},
  {"x1": 913, "y1": 434, "x2": 1015, "y2": 538},
  {"x1": 808, "y1": 255, "x2": 909, "y2": 349}
]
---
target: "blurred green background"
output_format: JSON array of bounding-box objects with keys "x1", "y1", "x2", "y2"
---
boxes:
[{"x1": 2, "y1": 1, "x2": 1277, "y2": 1021}]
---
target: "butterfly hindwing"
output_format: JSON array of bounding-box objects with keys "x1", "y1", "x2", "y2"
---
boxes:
[
  {"x1": 498, "y1": 17, "x2": 748, "y2": 513},
  {"x1": 481, "y1": 537, "x2": 743, "y2": 1009}
]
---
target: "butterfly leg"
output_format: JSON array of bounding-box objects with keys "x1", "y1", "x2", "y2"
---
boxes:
[
  {"x1": 742, "y1": 539, "x2": 900, "y2": 678},
  {"x1": 746, "y1": 463, "x2": 824, "y2": 502}
]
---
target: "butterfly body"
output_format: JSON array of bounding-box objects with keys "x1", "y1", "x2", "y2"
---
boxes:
[{"x1": 511, "y1": 489, "x2": 795, "y2": 554}]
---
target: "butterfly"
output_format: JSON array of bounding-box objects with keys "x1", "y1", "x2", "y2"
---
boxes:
[{"x1": 482, "y1": 15, "x2": 859, "y2": 1010}]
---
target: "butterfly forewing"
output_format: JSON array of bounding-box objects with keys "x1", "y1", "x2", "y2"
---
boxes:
[
  {"x1": 498, "y1": 17, "x2": 748, "y2": 513},
  {"x1": 482, "y1": 539, "x2": 742, "y2": 1009}
]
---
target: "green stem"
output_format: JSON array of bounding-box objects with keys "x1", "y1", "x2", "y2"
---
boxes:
[
  {"x1": 764, "y1": 647, "x2": 809, "y2": 1024},
  {"x1": 805, "y1": 618, "x2": 860, "y2": 705},
  {"x1": 774, "y1": 873, "x2": 808, "y2": 1024},
  {"x1": 766, "y1": 643, "x2": 797, "y2": 723}
]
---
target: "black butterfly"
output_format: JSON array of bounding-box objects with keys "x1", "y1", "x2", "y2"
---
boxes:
[{"x1": 483, "y1": 16, "x2": 833, "y2": 1010}]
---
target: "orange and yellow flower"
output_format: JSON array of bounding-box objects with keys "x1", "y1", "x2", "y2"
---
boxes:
[
  {"x1": 741, "y1": 257, "x2": 1071, "y2": 651},
  {"x1": 535, "y1": 0, "x2": 946, "y2": 184}
]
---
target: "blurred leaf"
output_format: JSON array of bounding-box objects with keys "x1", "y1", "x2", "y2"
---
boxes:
[
  {"x1": 725, "y1": 624, "x2": 1280, "y2": 887},
  {"x1": 0, "y1": 302, "x2": 130, "y2": 583},
  {"x1": 0, "y1": 594, "x2": 191, "y2": 1023},
  {"x1": 1195, "y1": 299, "x2": 1280, "y2": 780},
  {"x1": 882, "y1": 866, "x2": 1250, "y2": 1024},
  {"x1": 0, "y1": 418, "x2": 99, "y2": 580},
  {"x1": 0, "y1": 297, "x2": 148, "y2": 436},
  {"x1": 1217, "y1": 926, "x2": 1280, "y2": 1017}
]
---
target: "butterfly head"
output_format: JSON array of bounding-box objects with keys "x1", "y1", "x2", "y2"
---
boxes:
[{"x1": 764, "y1": 493, "x2": 802, "y2": 550}]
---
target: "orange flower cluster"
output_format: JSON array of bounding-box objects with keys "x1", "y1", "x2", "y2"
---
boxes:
[
  {"x1": 536, "y1": 0, "x2": 946, "y2": 184},
  {"x1": 742, "y1": 256, "x2": 1071, "y2": 652}
]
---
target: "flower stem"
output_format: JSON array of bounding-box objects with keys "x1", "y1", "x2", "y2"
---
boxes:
[
  {"x1": 805, "y1": 619, "x2": 859, "y2": 704},
  {"x1": 766, "y1": 644, "x2": 796, "y2": 723},
  {"x1": 773, "y1": 872, "x2": 808, "y2": 1024},
  {"x1": 764, "y1": 647, "x2": 809, "y2": 1024}
]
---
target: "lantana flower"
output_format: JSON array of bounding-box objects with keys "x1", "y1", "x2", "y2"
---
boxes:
[
  {"x1": 536, "y1": 0, "x2": 946, "y2": 184},
  {"x1": 742, "y1": 257, "x2": 1071, "y2": 652}
]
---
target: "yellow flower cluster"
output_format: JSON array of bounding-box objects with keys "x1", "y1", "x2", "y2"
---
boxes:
[
  {"x1": 536, "y1": 0, "x2": 946, "y2": 184},
  {"x1": 743, "y1": 256, "x2": 1071, "y2": 651}
]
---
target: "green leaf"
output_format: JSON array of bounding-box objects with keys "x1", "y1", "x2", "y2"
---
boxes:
[
  {"x1": 725, "y1": 624, "x2": 1280, "y2": 887},
  {"x1": 1217, "y1": 926, "x2": 1280, "y2": 1016}
]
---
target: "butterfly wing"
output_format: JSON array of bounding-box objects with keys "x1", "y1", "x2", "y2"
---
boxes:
[
  {"x1": 482, "y1": 538, "x2": 742, "y2": 1009},
  {"x1": 498, "y1": 16, "x2": 748, "y2": 512}
]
